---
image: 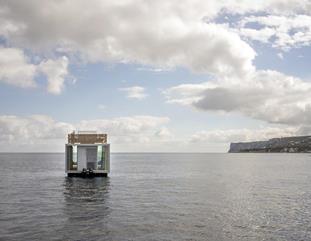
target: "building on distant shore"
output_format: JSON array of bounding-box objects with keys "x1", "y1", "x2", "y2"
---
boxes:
[{"x1": 65, "y1": 131, "x2": 110, "y2": 177}]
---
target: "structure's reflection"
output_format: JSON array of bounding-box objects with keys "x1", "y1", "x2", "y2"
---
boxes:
[
  {"x1": 63, "y1": 177, "x2": 111, "y2": 203},
  {"x1": 61, "y1": 177, "x2": 112, "y2": 240}
]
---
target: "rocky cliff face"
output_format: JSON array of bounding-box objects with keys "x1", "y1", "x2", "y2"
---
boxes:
[{"x1": 229, "y1": 136, "x2": 311, "y2": 153}]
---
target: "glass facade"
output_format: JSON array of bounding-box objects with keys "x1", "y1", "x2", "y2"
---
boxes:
[
  {"x1": 72, "y1": 145, "x2": 77, "y2": 170},
  {"x1": 97, "y1": 145, "x2": 105, "y2": 170},
  {"x1": 67, "y1": 144, "x2": 109, "y2": 172},
  {"x1": 66, "y1": 145, "x2": 77, "y2": 170}
]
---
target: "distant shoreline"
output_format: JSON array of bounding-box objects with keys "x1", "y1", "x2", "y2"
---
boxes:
[{"x1": 229, "y1": 135, "x2": 311, "y2": 153}]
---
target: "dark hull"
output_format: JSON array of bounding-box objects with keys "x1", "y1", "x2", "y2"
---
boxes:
[{"x1": 67, "y1": 172, "x2": 108, "y2": 177}]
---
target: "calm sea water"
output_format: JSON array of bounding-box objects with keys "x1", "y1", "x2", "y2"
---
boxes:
[{"x1": 1, "y1": 153, "x2": 311, "y2": 241}]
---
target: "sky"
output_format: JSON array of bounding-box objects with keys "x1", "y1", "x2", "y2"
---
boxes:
[{"x1": 1, "y1": 0, "x2": 311, "y2": 152}]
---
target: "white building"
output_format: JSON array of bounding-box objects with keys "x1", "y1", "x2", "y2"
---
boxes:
[{"x1": 65, "y1": 131, "x2": 110, "y2": 177}]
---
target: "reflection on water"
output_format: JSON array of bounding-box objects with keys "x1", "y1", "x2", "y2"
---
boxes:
[
  {"x1": 61, "y1": 177, "x2": 112, "y2": 240},
  {"x1": 1, "y1": 153, "x2": 311, "y2": 240},
  {"x1": 63, "y1": 177, "x2": 111, "y2": 203}
]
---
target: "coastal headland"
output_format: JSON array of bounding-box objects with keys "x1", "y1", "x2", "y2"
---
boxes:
[{"x1": 229, "y1": 136, "x2": 311, "y2": 153}]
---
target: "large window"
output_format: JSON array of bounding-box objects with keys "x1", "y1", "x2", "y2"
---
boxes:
[
  {"x1": 97, "y1": 145, "x2": 105, "y2": 170},
  {"x1": 67, "y1": 145, "x2": 77, "y2": 170},
  {"x1": 72, "y1": 145, "x2": 77, "y2": 169}
]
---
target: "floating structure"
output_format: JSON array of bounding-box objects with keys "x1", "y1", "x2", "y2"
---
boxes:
[{"x1": 65, "y1": 131, "x2": 110, "y2": 177}]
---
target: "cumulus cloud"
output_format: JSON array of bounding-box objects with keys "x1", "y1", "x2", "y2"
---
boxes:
[
  {"x1": 0, "y1": 47, "x2": 69, "y2": 94},
  {"x1": 0, "y1": 0, "x2": 260, "y2": 78},
  {"x1": 77, "y1": 115, "x2": 169, "y2": 137},
  {"x1": 0, "y1": 47, "x2": 37, "y2": 88},
  {"x1": 0, "y1": 0, "x2": 310, "y2": 77},
  {"x1": 223, "y1": 0, "x2": 311, "y2": 15},
  {"x1": 238, "y1": 14, "x2": 311, "y2": 50},
  {"x1": 190, "y1": 127, "x2": 299, "y2": 144},
  {"x1": 188, "y1": 124, "x2": 311, "y2": 152},
  {"x1": 0, "y1": 115, "x2": 74, "y2": 145},
  {"x1": 38, "y1": 56, "x2": 69, "y2": 95},
  {"x1": 1, "y1": 0, "x2": 310, "y2": 83},
  {"x1": 119, "y1": 86, "x2": 147, "y2": 100},
  {"x1": 154, "y1": 127, "x2": 173, "y2": 139},
  {"x1": 165, "y1": 70, "x2": 311, "y2": 126},
  {"x1": 1, "y1": 0, "x2": 311, "y2": 151},
  {"x1": 0, "y1": 114, "x2": 170, "y2": 151},
  {"x1": 0, "y1": 114, "x2": 308, "y2": 152}
]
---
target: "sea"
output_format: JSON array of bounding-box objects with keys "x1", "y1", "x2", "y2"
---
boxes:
[{"x1": 1, "y1": 153, "x2": 311, "y2": 241}]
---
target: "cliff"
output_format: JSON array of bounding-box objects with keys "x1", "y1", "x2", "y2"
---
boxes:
[{"x1": 228, "y1": 136, "x2": 311, "y2": 153}]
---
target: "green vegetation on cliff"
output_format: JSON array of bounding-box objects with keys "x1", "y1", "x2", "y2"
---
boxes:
[{"x1": 229, "y1": 136, "x2": 311, "y2": 153}]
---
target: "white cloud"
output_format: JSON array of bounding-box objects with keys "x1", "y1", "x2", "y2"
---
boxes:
[
  {"x1": 265, "y1": 0, "x2": 311, "y2": 14},
  {"x1": 1, "y1": 0, "x2": 311, "y2": 152},
  {"x1": 77, "y1": 115, "x2": 169, "y2": 136},
  {"x1": 0, "y1": 114, "x2": 170, "y2": 151},
  {"x1": 239, "y1": 27, "x2": 275, "y2": 44},
  {"x1": 0, "y1": 0, "x2": 260, "y2": 78},
  {"x1": 39, "y1": 56, "x2": 69, "y2": 94},
  {"x1": 0, "y1": 115, "x2": 74, "y2": 145},
  {"x1": 0, "y1": 47, "x2": 69, "y2": 94},
  {"x1": 0, "y1": 47, "x2": 37, "y2": 88},
  {"x1": 165, "y1": 70, "x2": 311, "y2": 126},
  {"x1": 190, "y1": 127, "x2": 298, "y2": 143},
  {"x1": 1, "y1": 0, "x2": 310, "y2": 84},
  {"x1": 238, "y1": 14, "x2": 311, "y2": 50},
  {"x1": 188, "y1": 124, "x2": 311, "y2": 152},
  {"x1": 1, "y1": 114, "x2": 310, "y2": 152},
  {"x1": 154, "y1": 127, "x2": 173, "y2": 139},
  {"x1": 223, "y1": 0, "x2": 311, "y2": 15},
  {"x1": 0, "y1": 0, "x2": 310, "y2": 78},
  {"x1": 119, "y1": 86, "x2": 148, "y2": 100}
]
